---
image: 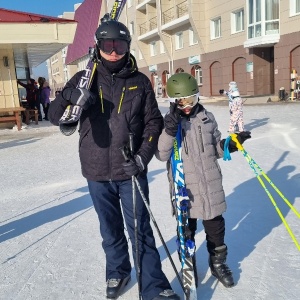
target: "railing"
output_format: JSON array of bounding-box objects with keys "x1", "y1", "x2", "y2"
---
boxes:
[
  {"x1": 162, "y1": 0, "x2": 188, "y2": 25},
  {"x1": 139, "y1": 22, "x2": 148, "y2": 35},
  {"x1": 139, "y1": 16, "x2": 158, "y2": 35},
  {"x1": 149, "y1": 16, "x2": 157, "y2": 30}
]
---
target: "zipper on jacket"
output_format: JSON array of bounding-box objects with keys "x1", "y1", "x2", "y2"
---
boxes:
[
  {"x1": 198, "y1": 125, "x2": 204, "y2": 153},
  {"x1": 108, "y1": 76, "x2": 114, "y2": 180},
  {"x1": 99, "y1": 85, "x2": 104, "y2": 113},
  {"x1": 118, "y1": 87, "x2": 126, "y2": 114},
  {"x1": 182, "y1": 127, "x2": 188, "y2": 155}
]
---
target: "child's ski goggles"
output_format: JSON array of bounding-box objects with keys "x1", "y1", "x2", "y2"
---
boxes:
[
  {"x1": 98, "y1": 39, "x2": 128, "y2": 55},
  {"x1": 174, "y1": 94, "x2": 199, "y2": 110}
]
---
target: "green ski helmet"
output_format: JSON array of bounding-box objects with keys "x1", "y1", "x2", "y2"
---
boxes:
[{"x1": 166, "y1": 73, "x2": 199, "y2": 106}]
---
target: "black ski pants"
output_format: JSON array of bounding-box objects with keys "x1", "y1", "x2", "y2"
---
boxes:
[
  {"x1": 87, "y1": 175, "x2": 171, "y2": 300},
  {"x1": 189, "y1": 215, "x2": 225, "y2": 252}
]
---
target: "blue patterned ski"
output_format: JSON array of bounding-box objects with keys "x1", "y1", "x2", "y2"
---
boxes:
[{"x1": 171, "y1": 123, "x2": 197, "y2": 300}]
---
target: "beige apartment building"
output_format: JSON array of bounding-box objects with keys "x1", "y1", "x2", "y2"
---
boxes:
[
  {"x1": 126, "y1": 0, "x2": 300, "y2": 97},
  {"x1": 48, "y1": 0, "x2": 300, "y2": 99}
]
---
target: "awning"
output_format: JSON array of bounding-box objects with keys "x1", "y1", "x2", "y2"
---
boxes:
[{"x1": 0, "y1": 8, "x2": 77, "y2": 68}]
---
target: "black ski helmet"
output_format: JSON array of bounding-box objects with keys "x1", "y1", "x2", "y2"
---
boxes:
[{"x1": 95, "y1": 20, "x2": 131, "y2": 45}]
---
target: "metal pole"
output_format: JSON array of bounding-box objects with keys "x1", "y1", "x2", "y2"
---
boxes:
[
  {"x1": 129, "y1": 133, "x2": 142, "y2": 299},
  {"x1": 133, "y1": 176, "x2": 186, "y2": 295}
]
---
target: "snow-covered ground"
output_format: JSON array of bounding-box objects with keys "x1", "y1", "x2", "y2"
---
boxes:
[{"x1": 0, "y1": 102, "x2": 299, "y2": 300}]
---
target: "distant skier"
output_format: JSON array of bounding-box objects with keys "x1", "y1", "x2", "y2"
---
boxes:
[
  {"x1": 156, "y1": 73, "x2": 251, "y2": 289},
  {"x1": 220, "y1": 81, "x2": 244, "y2": 133}
]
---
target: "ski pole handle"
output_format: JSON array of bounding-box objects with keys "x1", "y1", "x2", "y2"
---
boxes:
[{"x1": 230, "y1": 133, "x2": 244, "y2": 151}]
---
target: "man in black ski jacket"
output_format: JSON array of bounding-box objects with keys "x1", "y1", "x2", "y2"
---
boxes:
[{"x1": 49, "y1": 20, "x2": 180, "y2": 300}]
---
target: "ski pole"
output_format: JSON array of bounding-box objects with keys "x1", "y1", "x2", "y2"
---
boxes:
[
  {"x1": 230, "y1": 134, "x2": 300, "y2": 218},
  {"x1": 128, "y1": 133, "x2": 142, "y2": 300},
  {"x1": 229, "y1": 134, "x2": 300, "y2": 251},
  {"x1": 132, "y1": 176, "x2": 186, "y2": 295}
]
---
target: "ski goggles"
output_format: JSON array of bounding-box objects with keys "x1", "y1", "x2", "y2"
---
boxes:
[
  {"x1": 175, "y1": 94, "x2": 199, "y2": 110},
  {"x1": 98, "y1": 39, "x2": 129, "y2": 55}
]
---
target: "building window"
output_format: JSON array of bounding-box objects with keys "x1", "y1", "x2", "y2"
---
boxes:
[
  {"x1": 150, "y1": 41, "x2": 157, "y2": 56},
  {"x1": 175, "y1": 32, "x2": 183, "y2": 50},
  {"x1": 189, "y1": 27, "x2": 198, "y2": 45},
  {"x1": 195, "y1": 67, "x2": 203, "y2": 85},
  {"x1": 129, "y1": 21, "x2": 134, "y2": 35},
  {"x1": 248, "y1": 0, "x2": 279, "y2": 38},
  {"x1": 51, "y1": 55, "x2": 58, "y2": 64},
  {"x1": 290, "y1": 0, "x2": 300, "y2": 15},
  {"x1": 231, "y1": 9, "x2": 244, "y2": 33},
  {"x1": 160, "y1": 41, "x2": 166, "y2": 54},
  {"x1": 210, "y1": 17, "x2": 221, "y2": 39},
  {"x1": 265, "y1": 0, "x2": 279, "y2": 34}
]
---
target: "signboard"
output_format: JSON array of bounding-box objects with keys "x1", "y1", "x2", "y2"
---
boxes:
[
  {"x1": 188, "y1": 55, "x2": 201, "y2": 64},
  {"x1": 246, "y1": 62, "x2": 253, "y2": 72},
  {"x1": 149, "y1": 64, "x2": 157, "y2": 72}
]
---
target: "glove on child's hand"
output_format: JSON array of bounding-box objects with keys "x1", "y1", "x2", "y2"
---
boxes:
[
  {"x1": 229, "y1": 131, "x2": 252, "y2": 152},
  {"x1": 221, "y1": 131, "x2": 251, "y2": 152},
  {"x1": 164, "y1": 103, "x2": 181, "y2": 137}
]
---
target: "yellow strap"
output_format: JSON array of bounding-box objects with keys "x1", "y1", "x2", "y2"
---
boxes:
[{"x1": 230, "y1": 133, "x2": 244, "y2": 151}]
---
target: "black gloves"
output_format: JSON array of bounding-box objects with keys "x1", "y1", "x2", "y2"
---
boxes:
[
  {"x1": 164, "y1": 103, "x2": 181, "y2": 137},
  {"x1": 219, "y1": 89, "x2": 224, "y2": 95},
  {"x1": 221, "y1": 131, "x2": 251, "y2": 152},
  {"x1": 122, "y1": 155, "x2": 145, "y2": 176},
  {"x1": 63, "y1": 88, "x2": 97, "y2": 110}
]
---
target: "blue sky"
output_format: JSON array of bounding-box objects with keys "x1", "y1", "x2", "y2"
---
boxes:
[
  {"x1": 0, "y1": 0, "x2": 82, "y2": 17},
  {"x1": 0, "y1": 0, "x2": 83, "y2": 79}
]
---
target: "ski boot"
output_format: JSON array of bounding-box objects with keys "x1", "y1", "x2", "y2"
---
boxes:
[
  {"x1": 106, "y1": 275, "x2": 131, "y2": 299},
  {"x1": 209, "y1": 244, "x2": 234, "y2": 288}
]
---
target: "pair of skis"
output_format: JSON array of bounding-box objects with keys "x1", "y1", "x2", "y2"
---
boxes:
[
  {"x1": 171, "y1": 124, "x2": 198, "y2": 300},
  {"x1": 59, "y1": 0, "x2": 127, "y2": 136}
]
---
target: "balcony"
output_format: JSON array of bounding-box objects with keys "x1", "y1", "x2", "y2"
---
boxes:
[
  {"x1": 244, "y1": 33, "x2": 280, "y2": 48},
  {"x1": 161, "y1": 1, "x2": 189, "y2": 30},
  {"x1": 138, "y1": 17, "x2": 159, "y2": 41},
  {"x1": 244, "y1": 23, "x2": 280, "y2": 48},
  {"x1": 137, "y1": 0, "x2": 156, "y2": 12}
]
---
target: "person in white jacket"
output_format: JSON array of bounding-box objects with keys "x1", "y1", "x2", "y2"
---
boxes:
[{"x1": 220, "y1": 81, "x2": 245, "y2": 133}]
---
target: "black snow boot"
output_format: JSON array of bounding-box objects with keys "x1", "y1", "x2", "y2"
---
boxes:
[
  {"x1": 106, "y1": 275, "x2": 131, "y2": 299},
  {"x1": 209, "y1": 245, "x2": 234, "y2": 288}
]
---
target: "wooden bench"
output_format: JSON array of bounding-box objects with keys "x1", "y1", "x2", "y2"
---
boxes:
[
  {"x1": 24, "y1": 109, "x2": 38, "y2": 125},
  {"x1": 0, "y1": 107, "x2": 26, "y2": 131}
]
